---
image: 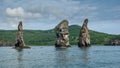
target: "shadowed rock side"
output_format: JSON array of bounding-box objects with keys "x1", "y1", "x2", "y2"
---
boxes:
[
  {"x1": 15, "y1": 21, "x2": 30, "y2": 48},
  {"x1": 55, "y1": 20, "x2": 70, "y2": 48},
  {"x1": 78, "y1": 19, "x2": 90, "y2": 47}
]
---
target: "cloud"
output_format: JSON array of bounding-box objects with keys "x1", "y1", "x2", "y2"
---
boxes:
[
  {"x1": 1, "y1": 0, "x2": 120, "y2": 34},
  {"x1": 44, "y1": 6, "x2": 69, "y2": 20},
  {"x1": 9, "y1": 22, "x2": 18, "y2": 29},
  {"x1": 26, "y1": 12, "x2": 42, "y2": 19},
  {"x1": 6, "y1": 7, "x2": 42, "y2": 19},
  {"x1": 6, "y1": 7, "x2": 24, "y2": 17},
  {"x1": 3, "y1": 0, "x2": 99, "y2": 30},
  {"x1": 25, "y1": 0, "x2": 97, "y2": 20}
]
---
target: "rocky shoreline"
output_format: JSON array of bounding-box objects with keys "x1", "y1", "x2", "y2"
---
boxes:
[
  {"x1": 0, "y1": 41, "x2": 14, "y2": 47},
  {"x1": 105, "y1": 40, "x2": 120, "y2": 46}
]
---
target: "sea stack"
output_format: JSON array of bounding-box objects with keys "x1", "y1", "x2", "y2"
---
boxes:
[
  {"x1": 78, "y1": 19, "x2": 90, "y2": 47},
  {"x1": 15, "y1": 21, "x2": 30, "y2": 48},
  {"x1": 55, "y1": 20, "x2": 70, "y2": 48}
]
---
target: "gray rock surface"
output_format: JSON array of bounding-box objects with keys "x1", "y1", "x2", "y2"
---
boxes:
[
  {"x1": 78, "y1": 19, "x2": 90, "y2": 47},
  {"x1": 55, "y1": 20, "x2": 70, "y2": 48}
]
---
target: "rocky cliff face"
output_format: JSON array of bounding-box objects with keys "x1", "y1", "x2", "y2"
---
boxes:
[
  {"x1": 55, "y1": 20, "x2": 70, "y2": 47},
  {"x1": 15, "y1": 21, "x2": 25, "y2": 48},
  {"x1": 78, "y1": 19, "x2": 90, "y2": 47}
]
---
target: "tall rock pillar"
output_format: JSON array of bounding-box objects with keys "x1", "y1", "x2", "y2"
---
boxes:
[
  {"x1": 78, "y1": 19, "x2": 90, "y2": 47},
  {"x1": 55, "y1": 20, "x2": 70, "y2": 48},
  {"x1": 15, "y1": 21, "x2": 25, "y2": 48}
]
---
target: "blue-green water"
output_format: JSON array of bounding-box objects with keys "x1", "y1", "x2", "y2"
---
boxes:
[{"x1": 0, "y1": 46, "x2": 120, "y2": 68}]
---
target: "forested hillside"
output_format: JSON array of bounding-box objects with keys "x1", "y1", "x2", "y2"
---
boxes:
[{"x1": 0, "y1": 25, "x2": 119, "y2": 45}]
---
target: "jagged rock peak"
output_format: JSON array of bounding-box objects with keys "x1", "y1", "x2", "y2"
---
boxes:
[
  {"x1": 55, "y1": 20, "x2": 70, "y2": 48},
  {"x1": 18, "y1": 21, "x2": 23, "y2": 31},
  {"x1": 56, "y1": 20, "x2": 68, "y2": 28},
  {"x1": 15, "y1": 21, "x2": 27, "y2": 48},
  {"x1": 78, "y1": 18, "x2": 90, "y2": 47}
]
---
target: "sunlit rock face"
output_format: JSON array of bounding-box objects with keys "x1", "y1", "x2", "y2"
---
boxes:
[
  {"x1": 15, "y1": 21, "x2": 25, "y2": 48},
  {"x1": 78, "y1": 19, "x2": 90, "y2": 47},
  {"x1": 55, "y1": 20, "x2": 70, "y2": 48}
]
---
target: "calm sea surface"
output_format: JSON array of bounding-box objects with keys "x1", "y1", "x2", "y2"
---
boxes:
[{"x1": 0, "y1": 46, "x2": 120, "y2": 68}]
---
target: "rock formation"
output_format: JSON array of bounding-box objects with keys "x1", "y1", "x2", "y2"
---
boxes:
[
  {"x1": 78, "y1": 19, "x2": 90, "y2": 47},
  {"x1": 15, "y1": 21, "x2": 29, "y2": 48},
  {"x1": 55, "y1": 20, "x2": 70, "y2": 48},
  {"x1": 105, "y1": 40, "x2": 120, "y2": 45}
]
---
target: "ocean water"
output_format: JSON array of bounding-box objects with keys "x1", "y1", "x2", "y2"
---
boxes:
[{"x1": 0, "y1": 46, "x2": 120, "y2": 68}]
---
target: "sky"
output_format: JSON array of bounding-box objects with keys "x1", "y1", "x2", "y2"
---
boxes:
[{"x1": 0, "y1": 0, "x2": 120, "y2": 34}]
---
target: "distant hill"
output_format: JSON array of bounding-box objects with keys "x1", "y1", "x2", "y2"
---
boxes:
[{"x1": 0, "y1": 25, "x2": 119, "y2": 46}]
